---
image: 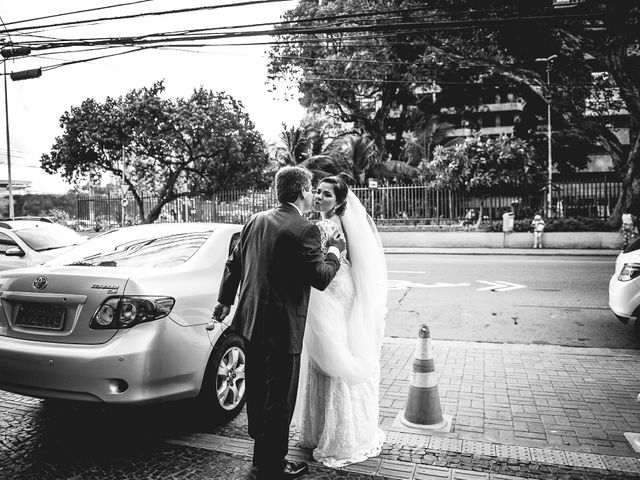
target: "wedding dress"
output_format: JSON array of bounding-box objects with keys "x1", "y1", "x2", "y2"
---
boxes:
[{"x1": 295, "y1": 192, "x2": 387, "y2": 468}]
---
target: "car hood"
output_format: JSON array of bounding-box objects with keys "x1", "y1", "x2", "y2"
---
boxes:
[{"x1": 0, "y1": 266, "x2": 132, "y2": 345}]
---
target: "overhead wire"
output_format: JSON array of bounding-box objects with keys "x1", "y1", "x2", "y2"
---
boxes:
[
  {"x1": 2, "y1": 2, "x2": 626, "y2": 45},
  {"x1": 0, "y1": 0, "x2": 291, "y2": 35},
  {"x1": 3, "y1": 0, "x2": 156, "y2": 27},
  {"x1": 7, "y1": 12, "x2": 622, "y2": 55},
  {"x1": 0, "y1": 3, "x2": 632, "y2": 88}
]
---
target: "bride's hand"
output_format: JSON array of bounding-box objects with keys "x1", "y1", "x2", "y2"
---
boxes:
[{"x1": 327, "y1": 232, "x2": 345, "y2": 252}]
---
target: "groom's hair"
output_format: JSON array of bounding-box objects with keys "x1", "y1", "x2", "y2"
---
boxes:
[{"x1": 275, "y1": 166, "x2": 312, "y2": 203}]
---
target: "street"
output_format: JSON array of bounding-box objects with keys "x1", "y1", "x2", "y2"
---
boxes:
[
  {"x1": 385, "y1": 253, "x2": 630, "y2": 349},
  {"x1": 3, "y1": 252, "x2": 640, "y2": 480}
]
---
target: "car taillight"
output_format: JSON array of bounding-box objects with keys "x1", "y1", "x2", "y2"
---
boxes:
[
  {"x1": 618, "y1": 263, "x2": 640, "y2": 282},
  {"x1": 90, "y1": 296, "x2": 175, "y2": 329}
]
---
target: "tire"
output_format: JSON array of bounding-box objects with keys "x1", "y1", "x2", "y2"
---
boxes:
[
  {"x1": 198, "y1": 333, "x2": 247, "y2": 422},
  {"x1": 634, "y1": 317, "x2": 640, "y2": 343}
]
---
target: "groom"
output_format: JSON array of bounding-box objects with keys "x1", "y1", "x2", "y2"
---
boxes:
[{"x1": 213, "y1": 166, "x2": 344, "y2": 479}]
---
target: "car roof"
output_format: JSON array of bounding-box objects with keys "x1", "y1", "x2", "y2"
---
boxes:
[
  {"x1": 0, "y1": 219, "x2": 59, "y2": 231},
  {"x1": 96, "y1": 222, "x2": 240, "y2": 237}
]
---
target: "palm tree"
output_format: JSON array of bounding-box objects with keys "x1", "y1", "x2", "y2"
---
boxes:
[
  {"x1": 271, "y1": 117, "x2": 329, "y2": 167},
  {"x1": 299, "y1": 132, "x2": 380, "y2": 186},
  {"x1": 383, "y1": 115, "x2": 458, "y2": 183},
  {"x1": 275, "y1": 123, "x2": 312, "y2": 165}
]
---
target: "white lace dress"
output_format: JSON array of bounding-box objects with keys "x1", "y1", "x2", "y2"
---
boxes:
[{"x1": 296, "y1": 219, "x2": 386, "y2": 468}]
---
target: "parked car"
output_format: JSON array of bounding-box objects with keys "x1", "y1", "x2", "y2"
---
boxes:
[
  {"x1": 0, "y1": 222, "x2": 245, "y2": 420},
  {"x1": 0, "y1": 218, "x2": 87, "y2": 271},
  {"x1": 609, "y1": 237, "x2": 640, "y2": 341}
]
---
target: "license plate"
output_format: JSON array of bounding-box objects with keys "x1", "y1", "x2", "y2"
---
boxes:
[{"x1": 15, "y1": 304, "x2": 66, "y2": 331}]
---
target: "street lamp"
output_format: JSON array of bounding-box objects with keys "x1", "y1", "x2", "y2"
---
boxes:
[
  {"x1": 535, "y1": 54, "x2": 557, "y2": 219},
  {"x1": 1, "y1": 46, "x2": 40, "y2": 219}
]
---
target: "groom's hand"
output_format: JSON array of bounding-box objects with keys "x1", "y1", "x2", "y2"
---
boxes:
[
  {"x1": 212, "y1": 302, "x2": 230, "y2": 321},
  {"x1": 327, "y1": 233, "x2": 346, "y2": 253}
]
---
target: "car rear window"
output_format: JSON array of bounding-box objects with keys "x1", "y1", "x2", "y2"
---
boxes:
[{"x1": 48, "y1": 230, "x2": 214, "y2": 268}]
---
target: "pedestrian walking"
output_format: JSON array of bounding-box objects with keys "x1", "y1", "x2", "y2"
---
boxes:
[
  {"x1": 463, "y1": 208, "x2": 475, "y2": 231},
  {"x1": 622, "y1": 208, "x2": 637, "y2": 249},
  {"x1": 531, "y1": 214, "x2": 545, "y2": 249}
]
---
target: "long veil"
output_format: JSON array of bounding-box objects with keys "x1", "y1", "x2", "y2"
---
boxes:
[{"x1": 302, "y1": 190, "x2": 387, "y2": 384}]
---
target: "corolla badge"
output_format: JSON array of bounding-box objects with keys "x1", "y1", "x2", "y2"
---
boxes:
[{"x1": 33, "y1": 276, "x2": 48, "y2": 291}]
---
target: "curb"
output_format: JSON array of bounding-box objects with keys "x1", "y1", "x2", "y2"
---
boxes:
[
  {"x1": 383, "y1": 247, "x2": 620, "y2": 256},
  {"x1": 167, "y1": 430, "x2": 640, "y2": 480}
]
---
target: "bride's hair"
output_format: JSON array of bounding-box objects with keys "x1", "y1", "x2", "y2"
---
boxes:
[{"x1": 319, "y1": 175, "x2": 349, "y2": 216}]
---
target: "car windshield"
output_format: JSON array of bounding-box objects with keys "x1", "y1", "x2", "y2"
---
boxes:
[
  {"x1": 15, "y1": 224, "x2": 86, "y2": 252},
  {"x1": 46, "y1": 228, "x2": 215, "y2": 268}
]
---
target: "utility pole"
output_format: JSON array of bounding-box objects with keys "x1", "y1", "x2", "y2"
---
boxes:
[
  {"x1": 1, "y1": 46, "x2": 40, "y2": 219},
  {"x1": 535, "y1": 55, "x2": 557, "y2": 219},
  {"x1": 2, "y1": 60, "x2": 13, "y2": 219}
]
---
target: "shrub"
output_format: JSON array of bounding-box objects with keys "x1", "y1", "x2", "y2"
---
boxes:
[
  {"x1": 47, "y1": 208, "x2": 71, "y2": 226},
  {"x1": 480, "y1": 217, "x2": 616, "y2": 232}
]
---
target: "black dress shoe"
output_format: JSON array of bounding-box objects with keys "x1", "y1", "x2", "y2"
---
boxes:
[
  {"x1": 281, "y1": 460, "x2": 309, "y2": 478},
  {"x1": 256, "y1": 461, "x2": 309, "y2": 479}
]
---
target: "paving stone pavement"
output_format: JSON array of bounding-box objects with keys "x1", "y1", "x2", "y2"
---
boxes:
[
  {"x1": 176, "y1": 337, "x2": 640, "y2": 479},
  {"x1": 3, "y1": 336, "x2": 640, "y2": 479}
]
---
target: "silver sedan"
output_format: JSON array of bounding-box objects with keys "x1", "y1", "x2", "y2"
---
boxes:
[{"x1": 0, "y1": 222, "x2": 245, "y2": 421}]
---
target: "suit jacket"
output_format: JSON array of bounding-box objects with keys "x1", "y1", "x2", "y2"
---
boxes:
[{"x1": 218, "y1": 203, "x2": 340, "y2": 353}]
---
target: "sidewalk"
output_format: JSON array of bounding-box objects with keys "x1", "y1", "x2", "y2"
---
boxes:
[
  {"x1": 382, "y1": 247, "x2": 620, "y2": 256},
  {"x1": 169, "y1": 337, "x2": 640, "y2": 479}
]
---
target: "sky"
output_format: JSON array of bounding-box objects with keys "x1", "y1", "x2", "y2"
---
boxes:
[{"x1": 0, "y1": 1, "x2": 305, "y2": 193}]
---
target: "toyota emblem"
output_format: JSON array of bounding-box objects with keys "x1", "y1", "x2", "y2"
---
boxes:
[{"x1": 33, "y1": 276, "x2": 48, "y2": 291}]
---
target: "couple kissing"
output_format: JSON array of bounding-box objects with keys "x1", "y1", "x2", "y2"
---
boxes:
[{"x1": 213, "y1": 166, "x2": 387, "y2": 479}]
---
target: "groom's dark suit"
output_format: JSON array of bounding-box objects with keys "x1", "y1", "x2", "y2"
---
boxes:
[{"x1": 218, "y1": 203, "x2": 340, "y2": 475}]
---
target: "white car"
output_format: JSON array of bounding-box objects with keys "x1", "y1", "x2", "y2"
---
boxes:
[
  {"x1": 609, "y1": 238, "x2": 640, "y2": 340},
  {"x1": 0, "y1": 222, "x2": 245, "y2": 420},
  {"x1": 0, "y1": 218, "x2": 87, "y2": 271}
]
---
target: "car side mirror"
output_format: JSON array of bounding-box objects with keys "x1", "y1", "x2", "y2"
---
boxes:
[{"x1": 5, "y1": 246, "x2": 25, "y2": 257}]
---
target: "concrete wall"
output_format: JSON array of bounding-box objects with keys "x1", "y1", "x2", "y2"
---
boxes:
[{"x1": 378, "y1": 231, "x2": 622, "y2": 249}]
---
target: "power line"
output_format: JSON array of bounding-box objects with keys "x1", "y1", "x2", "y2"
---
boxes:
[
  {"x1": 10, "y1": 9, "x2": 635, "y2": 56},
  {"x1": 1, "y1": 0, "x2": 290, "y2": 36},
  {"x1": 4, "y1": 0, "x2": 156, "y2": 27}
]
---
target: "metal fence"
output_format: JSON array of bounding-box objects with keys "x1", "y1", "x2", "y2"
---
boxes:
[{"x1": 76, "y1": 173, "x2": 623, "y2": 228}]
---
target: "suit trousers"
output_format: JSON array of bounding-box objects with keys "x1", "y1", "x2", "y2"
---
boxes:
[{"x1": 246, "y1": 337, "x2": 301, "y2": 472}]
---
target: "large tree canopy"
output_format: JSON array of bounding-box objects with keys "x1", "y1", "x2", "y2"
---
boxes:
[
  {"x1": 41, "y1": 81, "x2": 271, "y2": 223},
  {"x1": 268, "y1": 1, "x2": 640, "y2": 221}
]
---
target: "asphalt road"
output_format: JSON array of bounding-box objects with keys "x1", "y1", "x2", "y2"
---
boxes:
[{"x1": 384, "y1": 253, "x2": 635, "y2": 349}]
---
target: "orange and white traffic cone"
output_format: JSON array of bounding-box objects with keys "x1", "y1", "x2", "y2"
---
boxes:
[{"x1": 397, "y1": 324, "x2": 451, "y2": 432}]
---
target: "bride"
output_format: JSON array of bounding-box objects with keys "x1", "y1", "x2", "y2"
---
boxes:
[{"x1": 295, "y1": 174, "x2": 387, "y2": 468}]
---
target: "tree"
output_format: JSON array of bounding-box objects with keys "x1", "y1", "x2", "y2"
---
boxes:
[
  {"x1": 384, "y1": 115, "x2": 459, "y2": 183},
  {"x1": 406, "y1": 0, "x2": 640, "y2": 224},
  {"x1": 425, "y1": 134, "x2": 539, "y2": 191},
  {"x1": 272, "y1": 117, "x2": 327, "y2": 165},
  {"x1": 41, "y1": 81, "x2": 270, "y2": 223},
  {"x1": 300, "y1": 132, "x2": 381, "y2": 185},
  {"x1": 13, "y1": 193, "x2": 78, "y2": 219},
  {"x1": 269, "y1": 1, "x2": 640, "y2": 222},
  {"x1": 268, "y1": 0, "x2": 453, "y2": 159}
]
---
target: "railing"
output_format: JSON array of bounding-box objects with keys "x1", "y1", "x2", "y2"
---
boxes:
[{"x1": 76, "y1": 173, "x2": 622, "y2": 228}]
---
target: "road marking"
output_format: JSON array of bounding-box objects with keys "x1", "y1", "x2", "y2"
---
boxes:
[
  {"x1": 387, "y1": 279, "x2": 527, "y2": 292},
  {"x1": 388, "y1": 280, "x2": 470, "y2": 290},
  {"x1": 476, "y1": 280, "x2": 527, "y2": 292},
  {"x1": 388, "y1": 270, "x2": 426, "y2": 274}
]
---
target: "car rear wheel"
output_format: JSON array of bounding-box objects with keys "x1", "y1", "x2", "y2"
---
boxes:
[
  {"x1": 198, "y1": 333, "x2": 246, "y2": 421},
  {"x1": 634, "y1": 317, "x2": 640, "y2": 343}
]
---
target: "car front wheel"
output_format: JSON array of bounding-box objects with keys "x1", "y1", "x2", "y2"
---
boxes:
[{"x1": 198, "y1": 333, "x2": 246, "y2": 421}]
